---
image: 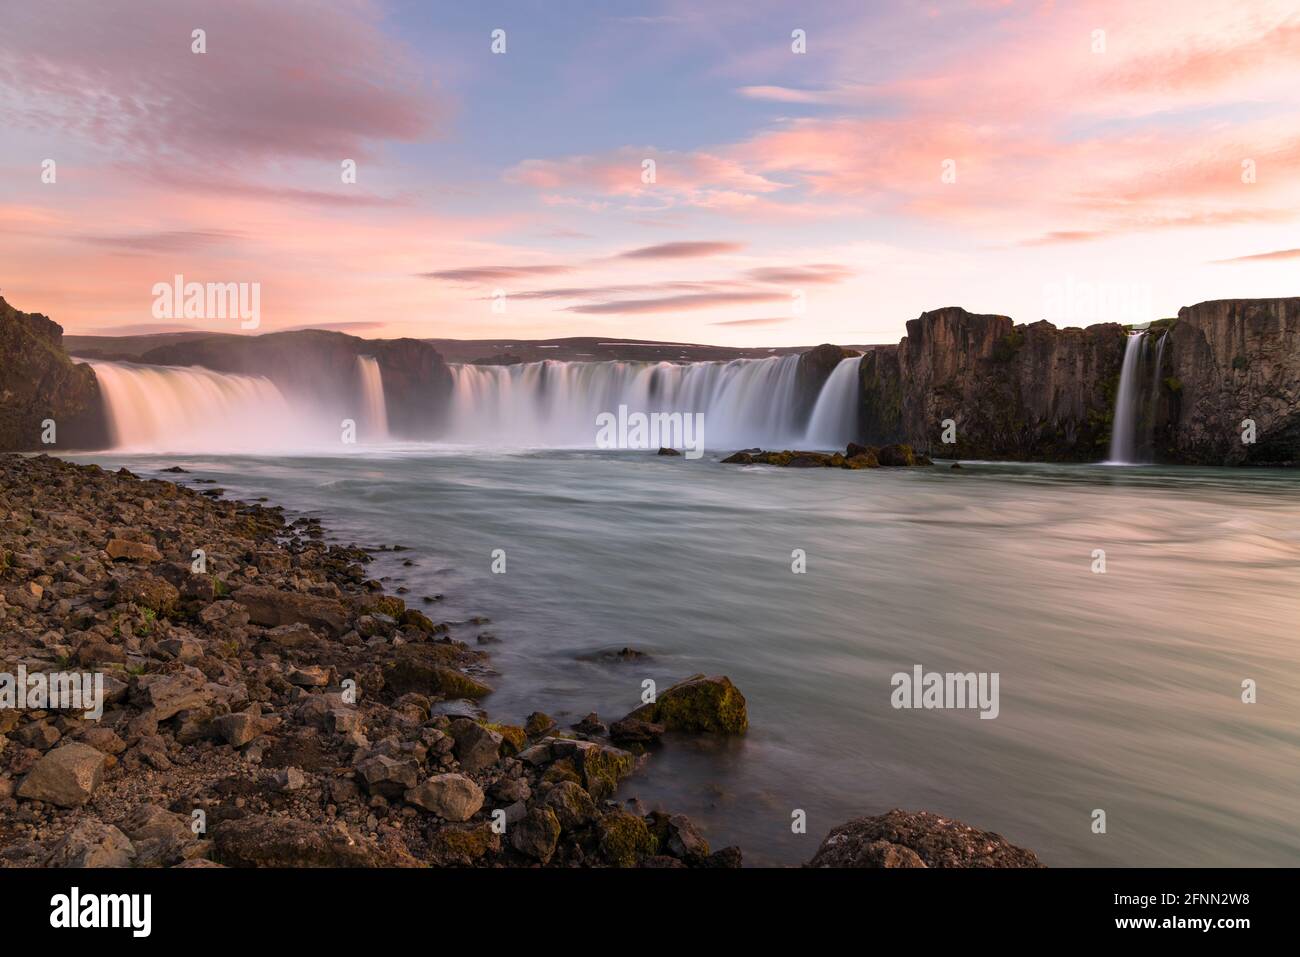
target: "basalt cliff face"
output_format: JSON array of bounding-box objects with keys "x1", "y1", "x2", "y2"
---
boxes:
[
  {"x1": 139, "y1": 331, "x2": 454, "y2": 439},
  {"x1": 857, "y1": 307, "x2": 1125, "y2": 462},
  {"x1": 855, "y1": 299, "x2": 1299, "y2": 465},
  {"x1": 0, "y1": 297, "x2": 107, "y2": 452},
  {"x1": 1161, "y1": 298, "x2": 1300, "y2": 465}
]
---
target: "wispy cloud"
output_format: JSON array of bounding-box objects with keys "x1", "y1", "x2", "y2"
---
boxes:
[
  {"x1": 615, "y1": 241, "x2": 744, "y2": 259},
  {"x1": 418, "y1": 265, "x2": 572, "y2": 283},
  {"x1": 1211, "y1": 247, "x2": 1300, "y2": 263},
  {"x1": 568, "y1": 291, "x2": 788, "y2": 315}
]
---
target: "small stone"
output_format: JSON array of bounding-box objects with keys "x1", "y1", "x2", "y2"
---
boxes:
[{"x1": 275, "y1": 767, "x2": 308, "y2": 791}]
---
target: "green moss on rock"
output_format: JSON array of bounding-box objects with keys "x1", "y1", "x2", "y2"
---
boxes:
[
  {"x1": 647, "y1": 674, "x2": 748, "y2": 735},
  {"x1": 597, "y1": 811, "x2": 657, "y2": 868}
]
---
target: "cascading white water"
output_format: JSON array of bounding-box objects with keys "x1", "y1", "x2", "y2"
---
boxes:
[
  {"x1": 1108, "y1": 332, "x2": 1146, "y2": 464},
  {"x1": 1144, "y1": 332, "x2": 1167, "y2": 459},
  {"x1": 802, "y1": 356, "x2": 862, "y2": 449},
  {"x1": 89, "y1": 360, "x2": 333, "y2": 452},
  {"x1": 443, "y1": 354, "x2": 857, "y2": 450},
  {"x1": 356, "y1": 355, "x2": 389, "y2": 440}
]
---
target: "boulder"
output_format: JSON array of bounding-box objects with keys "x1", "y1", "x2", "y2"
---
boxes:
[
  {"x1": 231, "y1": 585, "x2": 348, "y2": 636},
  {"x1": 449, "y1": 719, "x2": 502, "y2": 773},
  {"x1": 355, "y1": 754, "x2": 420, "y2": 798},
  {"x1": 105, "y1": 539, "x2": 161, "y2": 562},
  {"x1": 509, "y1": 807, "x2": 561, "y2": 864},
  {"x1": 132, "y1": 671, "x2": 211, "y2": 720},
  {"x1": 550, "y1": 739, "x2": 636, "y2": 801},
  {"x1": 597, "y1": 810, "x2": 656, "y2": 868},
  {"x1": 875, "y1": 443, "x2": 918, "y2": 466},
  {"x1": 541, "y1": 780, "x2": 598, "y2": 831},
  {"x1": 16, "y1": 742, "x2": 107, "y2": 807},
  {"x1": 426, "y1": 824, "x2": 500, "y2": 866},
  {"x1": 807, "y1": 809, "x2": 1044, "y2": 868},
  {"x1": 609, "y1": 716, "x2": 665, "y2": 746},
  {"x1": 118, "y1": 574, "x2": 180, "y2": 616},
  {"x1": 213, "y1": 815, "x2": 419, "y2": 867},
  {"x1": 629, "y1": 674, "x2": 748, "y2": 735},
  {"x1": 45, "y1": 820, "x2": 135, "y2": 867},
  {"x1": 211, "y1": 710, "x2": 274, "y2": 747},
  {"x1": 404, "y1": 773, "x2": 484, "y2": 821}
]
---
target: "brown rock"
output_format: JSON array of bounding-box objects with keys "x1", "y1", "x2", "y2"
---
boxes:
[
  {"x1": 105, "y1": 539, "x2": 162, "y2": 562},
  {"x1": 16, "y1": 741, "x2": 107, "y2": 807},
  {"x1": 807, "y1": 809, "x2": 1044, "y2": 868}
]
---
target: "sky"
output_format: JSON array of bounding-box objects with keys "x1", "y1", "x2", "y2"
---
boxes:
[{"x1": 1, "y1": 0, "x2": 1298, "y2": 345}]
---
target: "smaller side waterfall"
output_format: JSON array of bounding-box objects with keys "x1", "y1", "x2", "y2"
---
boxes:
[
  {"x1": 802, "y1": 356, "x2": 862, "y2": 448},
  {"x1": 356, "y1": 356, "x2": 389, "y2": 439}
]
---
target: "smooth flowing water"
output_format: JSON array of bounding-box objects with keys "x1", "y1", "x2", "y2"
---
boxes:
[
  {"x1": 356, "y1": 356, "x2": 389, "y2": 440},
  {"x1": 1109, "y1": 332, "x2": 1146, "y2": 464},
  {"x1": 72, "y1": 447, "x2": 1300, "y2": 867}
]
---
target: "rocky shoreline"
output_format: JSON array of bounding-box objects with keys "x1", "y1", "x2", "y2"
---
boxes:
[{"x1": 0, "y1": 453, "x2": 1041, "y2": 868}]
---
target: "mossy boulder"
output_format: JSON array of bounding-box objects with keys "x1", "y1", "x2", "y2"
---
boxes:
[
  {"x1": 427, "y1": 823, "x2": 500, "y2": 866},
  {"x1": 356, "y1": 594, "x2": 406, "y2": 618},
  {"x1": 875, "y1": 443, "x2": 917, "y2": 466},
  {"x1": 550, "y1": 739, "x2": 636, "y2": 800},
  {"x1": 541, "y1": 757, "x2": 582, "y2": 788},
  {"x1": 509, "y1": 807, "x2": 560, "y2": 864},
  {"x1": 524, "y1": 711, "x2": 556, "y2": 738},
  {"x1": 118, "y1": 575, "x2": 180, "y2": 617},
  {"x1": 399, "y1": 608, "x2": 444, "y2": 635},
  {"x1": 631, "y1": 674, "x2": 748, "y2": 735},
  {"x1": 843, "y1": 452, "x2": 879, "y2": 469},
  {"x1": 541, "y1": 780, "x2": 598, "y2": 831},
  {"x1": 383, "y1": 645, "x2": 492, "y2": 698},
  {"x1": 483, "y1": 722, "x2": 527, "y2": 755},
  {"x1": 597, "y1": 811, "x2": 657, "y2": 868}
]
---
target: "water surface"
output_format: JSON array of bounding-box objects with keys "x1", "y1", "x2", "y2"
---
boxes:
[{"x1": 73, "y1": 449, "x2": 1300, "y2": 866}]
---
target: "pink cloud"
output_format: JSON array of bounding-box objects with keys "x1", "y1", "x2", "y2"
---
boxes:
[{"x1": 0, "y1": 0, "x2": 442, "y2": 165}]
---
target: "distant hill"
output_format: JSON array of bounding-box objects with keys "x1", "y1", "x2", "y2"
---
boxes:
[{"x1": 66, "y1": 331, "x2": 881, "y2": 364}]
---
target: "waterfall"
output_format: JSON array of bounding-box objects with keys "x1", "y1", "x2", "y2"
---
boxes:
[
  {"x1": 803, "y1": 356, "x2": 862, "y2": 448},
  {"x1": 1144, "y1": 332, "x2": 1167, "y2": 460},
  {"x1": 444, "y1": 354, "x2": 855, "y2": 450},
  {"x1": 356, "y1": 355, "x2": 389, "y2": 440},
  {"x1": 1108, "y1": 333, "x2": 1145, "y2": 463},
  {"x1": 87, "y1": 351, "x2": 866, "y2": 454},
  {"x1": 89, "y1": 360, "x2": 334, "y2": 453}
]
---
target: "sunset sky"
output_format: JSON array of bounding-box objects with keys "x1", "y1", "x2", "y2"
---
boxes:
[{"x1": 1, "y1": 0, "x2": 1298, "y2": 344}]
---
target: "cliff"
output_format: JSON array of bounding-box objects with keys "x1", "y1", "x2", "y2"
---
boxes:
[
  {"x1": 139, "y1": 331, "x2": 454, "y2": 439},
  {"x1": 857, "y1": 308, "x2": 1125, "y2": 461},
  {"x1": 1162, "y1": 298, "x2": 1300, "y2": 465},
  {"x1": 0, "y1": 297, "x2": 107, "y2": 451}
]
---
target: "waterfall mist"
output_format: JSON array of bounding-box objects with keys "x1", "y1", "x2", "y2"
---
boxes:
[
  {"x1": 90, "y1": 361, "x2": 339, "y2": 453},
  {"x1": 444, "y1": 355, "x2": 858, "y2": 450}
]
